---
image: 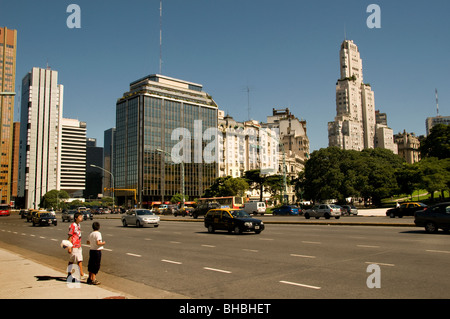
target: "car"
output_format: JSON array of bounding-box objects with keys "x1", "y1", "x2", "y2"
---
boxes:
[
  {"x1": 242, "y1": 201, "x2": 266, "y2": 216},
  {"x1": 271, "y1": 205, "x2": 299, "y2": 216},
  {"x1": 0, "y1": 205, "x2": 10, "y2": 216},
  {"x1": 304, "y1": 204, "x2": 341, "y2": 219},
  {"x1": 62, "y1": 210, "x2": 77, "y2": 222},
  {"x1": 174, "y1": 206, "x2": 193, "y2": 217},
  {"x1": 204, "y1": 208, "x2": 265, "y2": 234},
  {"x1": 122, "y1": 209, "x2": 160, "y2": 228},
  {"x1": 386, "y1": 202, "x2": 427, "y2": 218},
  {"x1": 191, "y1": 202, "x2": 221, "y2": 219},
  {"x1": 81, "y1": 210, "x2": 93, "y2": 220},
  {"x1": 414, "y1": 202, "x2": 450, "y2": 233},
  {"x1": 32, "y1": 211, "x2": 58, "y2": 226},
  {"x1": 161, "y1": 204, "x2": 179, "y2": 215},
  {"x1": 341, "y1": 205, "x2": 358, "y2": 216},
  {"x1": 26, "y1": 210, "x2": 39, "y2": 222}
]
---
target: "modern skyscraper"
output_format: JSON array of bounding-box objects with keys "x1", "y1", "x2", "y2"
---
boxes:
[
  {"x1": 0, "y1": 27, "x2": 17, "y2": 205},
  {"x1": 115, "y1": 74, "x2": 218, "y2": 207},
  {"x1": 18, "y1": 67, "x2": 64, "y2": 209},
  {"x1": 60, "y1": 118, "x2": 86, "y2": 197},
  {"x1": 328, "y1": 40, "x2": 396, "y2": 153}
]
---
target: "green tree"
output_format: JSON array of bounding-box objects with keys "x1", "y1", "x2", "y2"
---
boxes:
[
  {"x1": 243, "y1": 169, "x2": 265, "y2": 201},
  {"x1": 419, "y1": 124, "x2": 450, "y2": 159},
  {"x1": 417, "y1": 157, "x2": 450, "y2": 201},
  {"x1": 41, "y1": 190, "x2": 70, "y2": 209},
  {"x1": 203, "y1": 176, "x2": 249, "y2": 198}
]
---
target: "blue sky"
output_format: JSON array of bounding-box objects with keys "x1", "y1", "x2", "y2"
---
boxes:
[{"x1": 1, "y1": 0, "x2": 449, "y2": 151}]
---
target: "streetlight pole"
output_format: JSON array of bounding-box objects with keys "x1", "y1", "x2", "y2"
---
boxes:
[
  {"x1": 156, "y1": 149, "x2": 185, "y2": 208},
  {"x1": 90, "y1": 164, "x2": 115, "y2": 212}
]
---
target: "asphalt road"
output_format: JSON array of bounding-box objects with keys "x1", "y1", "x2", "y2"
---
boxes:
[{"x1": 1, "y1": 213, "x2": 450, "y2": 299}]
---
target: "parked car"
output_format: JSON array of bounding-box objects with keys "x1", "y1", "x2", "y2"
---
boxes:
[
  {"x1": 32, "y1": 211, "x2": 58, "y2": 226},
  {"x1": 386, "y1": 202, "x2": 427, "y2": 218},
  {"x1": 121, "y1": 209, "x2": 160, "y2": 228},
  {"x1": 191, "y1": 202, "x2": 221, "y2": 219},
  {"x1": 204, "y1": 208, "x2": 264, "y2": 234},
  {"x1": 242, "y1": 201, "x2": 266, "y2": 216},
  {"x1": 62, "y1": 210, "x2": 77, "y2": 222},
  {"x1": 414, "y1": 202, "x2": 450, "y2": 233},
  {"x1": 304, "y1": 204, "x2": 341, "y2": 219},
  {"x1": 174, "y1": 206, "x2": 193, "y2": 217},
  {"x1": 81, "y1": 210, "x2": 93, "y2": 220},
  {"x1": 161, "y1": 204, "x2": 179, "y2": 215},
  {"x1": 341, "y1": 205, "x2": 358, "y2": 216},
  {"x1": 0, "y1": 205, "x2": 10, "y2": 216},
  {"x1": 271, "y1": 205, "x2": 299, "y2": 216}
]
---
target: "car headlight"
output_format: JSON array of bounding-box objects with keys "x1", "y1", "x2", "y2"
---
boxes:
[{"x1": 244, "y1": 222, "x2": 253, "y2": 227}]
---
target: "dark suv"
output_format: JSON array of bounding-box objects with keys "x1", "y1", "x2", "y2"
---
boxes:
[
  {"x1": 204, "y1": 209, "x2": 264, "y2": 234},
  {"x1": 191, "y1": 202, "x2": 221, "y2": 219}
]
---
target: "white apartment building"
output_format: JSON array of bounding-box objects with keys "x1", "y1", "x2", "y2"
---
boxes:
[
  {"x1": 60, "y1": 118, "x2": 86, "y2": 197},
  {"x1": 18, "y1": 67, "x2": 63, "y2": 209},
  {"x1": 328, "y1": 40, "x2": 396, "y2": 153}
]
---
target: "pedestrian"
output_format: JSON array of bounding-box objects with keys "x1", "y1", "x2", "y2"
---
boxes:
[
  {"x1": 67, "y1": 212, "x2": 87, "y2": 282},
  {"x1": 87, "y1": 221, "x2": 106, "y2": 285}
]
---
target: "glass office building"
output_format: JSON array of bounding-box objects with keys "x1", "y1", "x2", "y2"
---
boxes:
[{"x1": 115, "y1": 74, "x2": 218, "y2": 207}]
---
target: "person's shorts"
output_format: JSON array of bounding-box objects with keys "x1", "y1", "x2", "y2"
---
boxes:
[
  {"x1": 69, "y1": 247, "x2": 83, "y2": 263},
  {"x1": 88, "y1": 250, "x2": 102, "y2": 274}
]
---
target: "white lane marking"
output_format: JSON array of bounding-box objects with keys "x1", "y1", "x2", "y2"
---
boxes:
[
  {"x1": 162, "y1": 259, "x2": 182, "y2": 265},
  {"x1": 357, "y1": 245, "x2": 380, "y2": 248},
  {"x1": 201, "y1": 244, "x2": 216, "y2": 248},
  {"x1": 243, "y1": 249, "x2": 259, "y2": 253},
  {"x1": 290, "y1": 254, "x2": 316, "y2": 259},
  {"x1": 302, "y1": 241, "x2": 321, "y2": 244},
  {"x1": 365, "y1": 261, "x2": 395, "y2": 267},
  {"x1": 126, "y1": 253, "x2": 142, "y2": 257},
  {"x1": 170, "y1": 241, "x2": 181, "y2": 244},
  {"x1": 280, "y1": 280, "x2": 321, "y2": 290},
  {"x1": 203, "y1": 267, "x2": 231, "y2": 274},
  {"x1": 426, "y1": 249, "x2": 450, "y2": 254}
]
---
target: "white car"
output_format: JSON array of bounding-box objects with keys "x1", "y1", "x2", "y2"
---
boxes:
[
  {"x1": 122, "y1": 209, "x2": 160, "y2": 228},
  {"x1": 304, "y1": 204, "x2": 341, "y2": 219}
]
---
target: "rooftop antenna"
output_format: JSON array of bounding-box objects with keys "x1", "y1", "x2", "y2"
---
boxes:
[
  {"x1": 242, "y1": 85, "x2": 253, "y2": 121},
  {"x1": 436, "y1": 88, "x2": 440, "y2": 116},
  {"x1": 159, "y1": 0, "x2": 163, "y2": 74}
]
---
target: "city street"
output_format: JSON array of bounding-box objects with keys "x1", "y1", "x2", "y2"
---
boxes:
[{"x1": 1, "y1": 213, "x2": 450, "y2": 299}]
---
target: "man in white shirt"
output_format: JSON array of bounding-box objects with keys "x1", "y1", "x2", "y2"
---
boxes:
[{"x1": 86, "y1": 222, "x2": 106, "y2": 285}]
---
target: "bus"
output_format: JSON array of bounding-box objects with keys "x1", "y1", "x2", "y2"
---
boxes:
[{"x1": 197, "y1": 196, "x2": 244, "y2": 209}]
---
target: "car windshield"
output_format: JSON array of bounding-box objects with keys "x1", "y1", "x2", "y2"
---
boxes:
[
  {"x1": 41, "y1": 213, "x2": 53, "y2": 218},
  {"x1": 137, "y1": 210, "x2": 154, "y2": 216},
  {"x1": 230, "y1": 210, "x2": 250, "y2": 218}
]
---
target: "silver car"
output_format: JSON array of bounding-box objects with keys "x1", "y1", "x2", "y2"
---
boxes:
[
  {"x1": 304, "y1": 204, "x2": 341, "y2": 219},
  {"x1": 122, "y1": 209, "x2": 160, "y2": 228},
  {"x1": 62, "y1": 210, "x2": 76, "y2": 222}
]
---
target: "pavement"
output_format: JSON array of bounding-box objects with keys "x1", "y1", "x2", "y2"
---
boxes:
[
  {"x1": 0, "y1": 247, "x2": 133, "y2": 299},
  {"x1": 0, "y1": 207, "x2": 413, "y2": 299}
]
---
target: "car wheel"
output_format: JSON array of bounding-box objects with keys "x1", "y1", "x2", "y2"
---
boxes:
[
  {"x1": 255, "y1": 230, "x2": 261, "y2": 234},
  {"x1": 425, "y1": 222, "x2": 438, "y2": 234},
  {"x1": 122, "y1": 219, "x2": 127, "y2": 227},
  {"x1": 390, "y1": 212, "x2": 395, "y2": 218},
  {"x1": 208, "y1": 225, "x2": 215, "y2": 233},
  {"x1": 304, "y1": 213, "x2": 310, "y2": 219},
  {"x1": 324, "y1": 213, "x2": 330, "y2": 219},
  {"x1": 335, "y1": 216, "x2": 340, "y2": 219},
  {"x1": 136, "y1": 220, "x2": 141, "y2": 228},
  {"x1": 234, "y1": 226, "x2": 242, "y2": 235}
]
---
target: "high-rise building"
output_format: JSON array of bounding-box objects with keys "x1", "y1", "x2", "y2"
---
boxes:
[
  {"x1": 18, "y1": 67, "x2": 64, "y2": 209},
  {"x1": 60, "y1": 118, "x2": 86, "y2": 197},
  {"x1": 115, "y1": 74, "x2": 218, "y2": 207},
  {"x1": 328, "y1": 40, "x2": 395, "y2": 153},
  {"x1": 426, "y1": 115, "x2": 450, "y2": 136},
  {"x1": 103, "y1": 128, "x2": 115, "y2": 199},
  {"x1": 0, "y1": 27, "x2": 17, "y2": 205}
]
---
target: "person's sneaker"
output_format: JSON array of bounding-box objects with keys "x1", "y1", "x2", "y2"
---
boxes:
[
  {"x1": 90, "y1": 279, "x2": 101, "y2": 285},
  {"x1": 80, "y1": 274, "x2": 88, "y2": 280}
]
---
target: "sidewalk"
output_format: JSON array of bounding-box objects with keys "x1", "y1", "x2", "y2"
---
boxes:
[{"x1": 0, "y1": 248, "x2": 131, "y2": 299}]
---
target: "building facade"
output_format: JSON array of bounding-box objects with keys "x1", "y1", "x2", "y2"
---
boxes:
[
  {"x1": 328, "y1": 40, "x2": 396, "y2": 154},
  {"x1": 0, "y1": 27, "x2": 17, "y2": 205},
  {"x1": 60, "y1": 118, "x2": 86, "y2": 197},
  {"x1": 426, "y1": 115, "x2": 450, "y2": 136},
  {"x1": 115, "y1": 74, "x2": 218, "y2": 207},
  {"x1": 394, "y1": 131, "x2": 421, "y2": 164},
  {"x1": 18, "y1": 67, "x2": 64, "y2": 209}
]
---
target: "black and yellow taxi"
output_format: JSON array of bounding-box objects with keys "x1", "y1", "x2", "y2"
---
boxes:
[
  {"x1": 32, "y1": 211, "x2": 58, "y2": 227},
  {"x1": 204, "y1": 208, "x2": 265, "y2": 235}
]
